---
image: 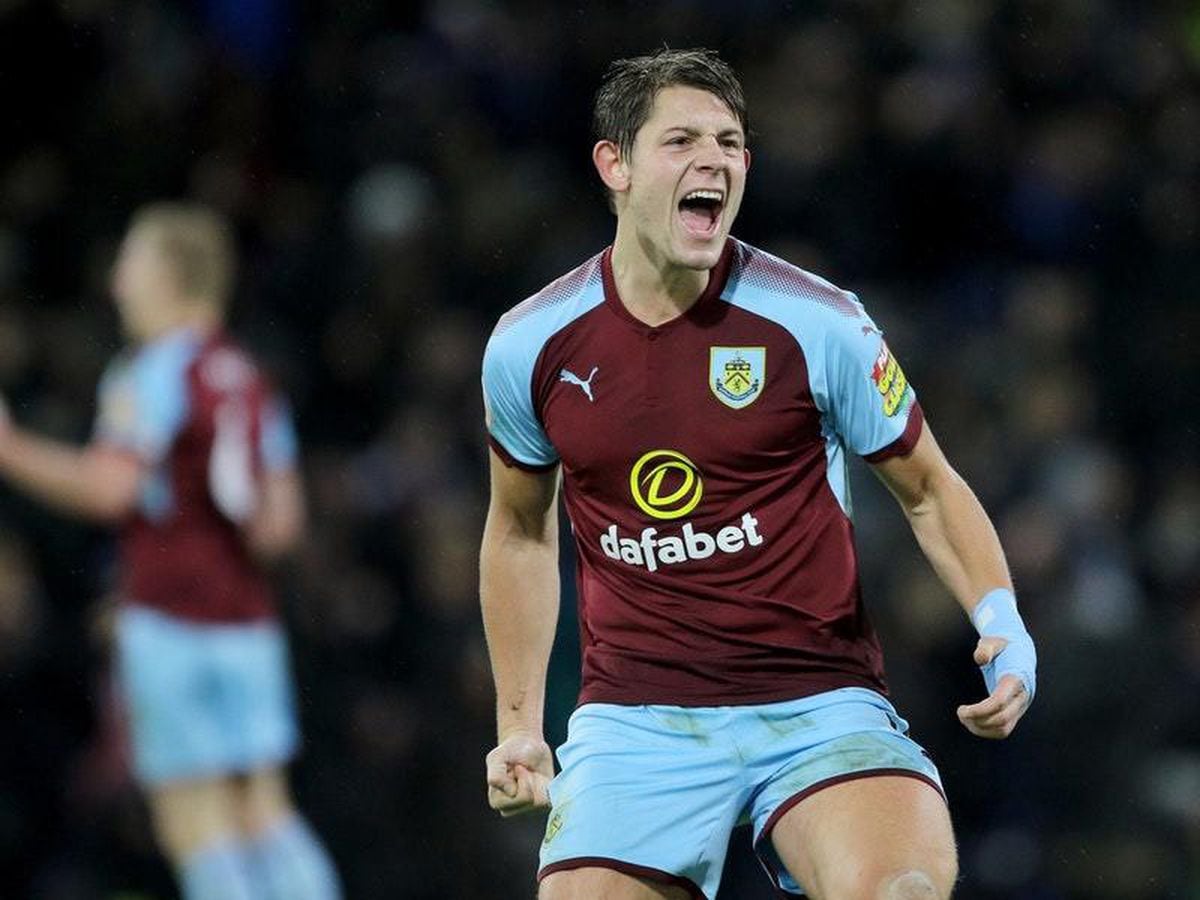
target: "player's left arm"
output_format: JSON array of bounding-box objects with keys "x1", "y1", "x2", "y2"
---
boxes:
[
  {"x1": 210, "y1": 391, "x2": 306, "y2": 563},
  {"x1": 871, "y1": 422, "x2": 1036, "y2": 739},
  {"x1": 0, "y1": 393, "x2": 142, "y2": 522},
  {"x1": 244, "y1": 467, "x2": 305, "y2": 563}
]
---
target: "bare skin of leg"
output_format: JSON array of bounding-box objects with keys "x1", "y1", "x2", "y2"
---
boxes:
[
  {"x1": 146, "y1": 777, "x2": 245, "y2": 864},
  {"x1": 234, "y1": 765, "x2": 297, "y2": 838},
  {"x1": 147, "y1": 766, "x2": 299, "y2": 866},
  {"x1": 540, "y1": 867, "x2": 693, "y2": 900},
  {"x1": 770, "y1": 776, "x2": 958, "y2": 900}
]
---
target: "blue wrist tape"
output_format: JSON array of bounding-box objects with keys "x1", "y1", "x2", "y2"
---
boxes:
[{"x1": 971, "y1": 588, "x2": 1037, "y2": 701}]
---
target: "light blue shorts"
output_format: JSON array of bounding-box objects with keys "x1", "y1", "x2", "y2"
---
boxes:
[
  {"x1": 538, "y1": 687, "x2": 944, "y2": 898},
  {"x1": 115, "y1": 605, "x2": 300, "y2": 785}
]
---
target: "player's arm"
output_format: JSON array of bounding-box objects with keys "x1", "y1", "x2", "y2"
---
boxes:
[
  {"x1": 244, "y1": 467, "x2": 305, "y2": 563},
  {"x1": 0, "y1": 397, "x2": 141, "y2": 523},
  {"x1": 870, "y1": 422, "x2": 1035, "y2": 739},
  {"x1": 208, "y1": 390, "x2": 306, "y2": 564},
  {"x1": 480, "y1": 449, "x2": 559, "y2": 817}
]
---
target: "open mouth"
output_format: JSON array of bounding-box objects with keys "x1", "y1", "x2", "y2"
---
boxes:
[{"x1": 678, "y1": 189, "x2": 725, "y2": 238}]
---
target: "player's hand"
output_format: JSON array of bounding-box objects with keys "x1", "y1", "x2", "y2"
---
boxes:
[
  {"x1": 956, "y1": 637, "x2": 1031, "y2": 739},
  {"x1": 486, "y1": 731, "x2": 554, "y2": 818}
]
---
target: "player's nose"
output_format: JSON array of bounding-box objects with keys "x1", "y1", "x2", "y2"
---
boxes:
[{"x1": 693, "y1": 134, "x2": 727, "y2": 170}]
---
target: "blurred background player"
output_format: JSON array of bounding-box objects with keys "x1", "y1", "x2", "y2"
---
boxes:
[{"x1": 0, "y1": 203, "x2": 341, "y2": 900}]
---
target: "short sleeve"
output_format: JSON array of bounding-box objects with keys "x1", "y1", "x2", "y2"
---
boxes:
[
  {"x1": 823, "y1": 308, "x2": 922, "y2": 461},
  {"x1": 93, "y1": 340, "x2": 192, "y2": 464},
  {"x1": 481, "y1": 330, "x2": 558, "y2": 469}
]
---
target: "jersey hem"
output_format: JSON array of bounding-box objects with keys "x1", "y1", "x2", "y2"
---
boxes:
[
  {"x1": 538, "y1": 857, "x2": 707, "y2": 900},
  {"x1": 576, "y1": 673, "x2": 888, "y2": 709},
  {"x1": 862, "y1": 401, "x2": 925, "y2": 463},
  {"x1": 120, "y1": 598, "x2": 278, "y2": 626}
]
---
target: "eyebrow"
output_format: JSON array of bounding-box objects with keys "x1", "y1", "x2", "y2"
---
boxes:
[{"x1": 662, "y1": 126, "x2": 745, "y2": 140}]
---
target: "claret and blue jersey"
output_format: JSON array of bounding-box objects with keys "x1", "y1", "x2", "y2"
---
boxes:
[
  {"x1": 483, "y1": 238, "x2": 924, "y2": 707},
  {"x1": 94, "y1": 327, "x2": 298, "y2": 623}
]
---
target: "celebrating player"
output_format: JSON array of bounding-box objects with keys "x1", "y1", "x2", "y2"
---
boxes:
[
  {"x1": 479, "y1": 49, "x2": 1036, "y2": 899},
  {"x1": 0, "y1": 204, "x2": 341, "y2": 900}
]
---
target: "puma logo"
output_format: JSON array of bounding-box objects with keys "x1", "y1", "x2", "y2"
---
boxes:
[{"x1": 559, "y1": 366, "x2": 599, "y2": 402}]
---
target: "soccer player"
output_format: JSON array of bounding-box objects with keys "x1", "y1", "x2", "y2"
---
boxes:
[
  {"x1": 0, "y1": 204, "x2": 341, "y2": 900},
  {"x1": 480, "y1": 49, "x2": 1036, "y2": 899}
]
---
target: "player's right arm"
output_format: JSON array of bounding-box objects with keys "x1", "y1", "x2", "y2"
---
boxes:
[
  {"x1": 480, "y1": 450, "x2": 559, "y2": 817},
  {"x1": 0, "y1": 341, "x2": 199, "y2": 524},
  {"x1": 0, "y1": 393, "x2": 141, "y2": 522}
]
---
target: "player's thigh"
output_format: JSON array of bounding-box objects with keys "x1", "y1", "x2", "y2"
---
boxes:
[
  {"x1": 771, "y1": 775, "x2": 956, "y2": 900},
  {"x1": 116, "y1": 606, "x2": 221, "y2": 782},
  {"x1": 146, "y1": 776, "x2": 244, "y2": 861},
  {"x1": 540, "y1": 867, "x2": 692, "y2": 900},
  {"x1": 211, "y1": 619, "x2": 300, "y2": 768},
  {"x1": 539, "y1": 703, "x2": 741, "y2": 898}
]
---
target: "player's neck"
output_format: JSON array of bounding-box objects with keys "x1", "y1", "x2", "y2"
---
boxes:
[
  {"x1": 139, "y1": 305, "x2": 222, "y2": 344},
  {"x1": 610, "y1": 232, "x2": 710, "y2": 327}
]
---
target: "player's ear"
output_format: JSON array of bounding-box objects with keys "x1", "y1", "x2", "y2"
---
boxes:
[
  {"x1": 593, "y1": 140, "x2": 630, "y2": 194},
  {"x1": 743, "y1": 146, "x2": 751, "y2": 172}
]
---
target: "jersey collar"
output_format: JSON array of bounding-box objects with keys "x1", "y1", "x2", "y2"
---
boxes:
[{"x1": 601, "y1": 238, "x2": 735, "y2": 332}]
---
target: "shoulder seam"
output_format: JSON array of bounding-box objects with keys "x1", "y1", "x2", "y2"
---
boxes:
[
  {"x1": 729, "y1": 240, "x2": 862, "y2": 320},
  {"x1": 494, "y1": 252, "x2": 604, "y2": 336}
]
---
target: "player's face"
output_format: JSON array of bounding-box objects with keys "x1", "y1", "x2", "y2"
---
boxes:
[
  {"x1": 110, "y1": 226, "x2": 178, "y2": 342},
  {"x1": 623, "y1": 85, "x2": 749, "y2": 271}
]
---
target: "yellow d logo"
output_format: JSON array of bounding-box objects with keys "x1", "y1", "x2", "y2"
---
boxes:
[{"x1": 630, "y1": 450, "x2": 703, "y2": 520}]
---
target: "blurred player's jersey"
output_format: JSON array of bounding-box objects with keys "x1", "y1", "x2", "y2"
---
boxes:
[
  {"x1": 95, "y1": 328, "x2": 298, "y2": 622},
  {"x1": 483, "y1": 239, "x2": 924, "y2": 706}
]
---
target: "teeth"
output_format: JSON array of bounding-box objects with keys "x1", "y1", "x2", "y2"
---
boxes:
[{"x1": 683, "y1": 189, "x2": 724, "y2": 202}]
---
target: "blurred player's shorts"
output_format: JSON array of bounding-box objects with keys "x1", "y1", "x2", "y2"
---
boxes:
[
  {"x1": 115, "y1": 604, "x2": 300, "y2": 784},
  {"x1": 540, "y1": 687, "x2": 943, "y2": 898}
]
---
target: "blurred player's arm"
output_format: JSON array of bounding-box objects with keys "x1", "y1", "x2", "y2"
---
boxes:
[
  {"x1": 208, "y1": 392, "x2": 306, "y2": 564},
  {"x1": 244, "y1": 467, "x2": 305, "y2": 563},
  {"x1": 871, "y1": 422, "x2": 1035, "y2": 739},
  {"x1": 0, "y1": 396, "x2": 141, "y2": 522},
  {"x1": 479, "y1": 450, "x2": 559, "y2": 817}
]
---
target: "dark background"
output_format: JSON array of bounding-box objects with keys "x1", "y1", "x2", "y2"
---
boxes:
[{"x1": 0, "y1": 1, "x2": 1197, "y2": 897}]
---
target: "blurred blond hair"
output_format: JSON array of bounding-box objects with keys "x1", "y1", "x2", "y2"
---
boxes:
[{"x1": 130, "y1": 202, "x2": 235, "y2": 306}]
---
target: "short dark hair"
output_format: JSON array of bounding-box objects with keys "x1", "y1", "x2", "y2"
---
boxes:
[{"x1": 593, "y1": 48, "x2": 748, "y2": 159}]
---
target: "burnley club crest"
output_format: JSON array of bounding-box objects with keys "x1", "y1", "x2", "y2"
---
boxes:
[{"x1": 710, "y1": 347, "x2": 765, "y2": 409}]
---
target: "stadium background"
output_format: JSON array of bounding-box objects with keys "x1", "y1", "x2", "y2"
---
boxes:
[{"x1": 0, "y1": 1, "x2": 1197, "y2": 897}]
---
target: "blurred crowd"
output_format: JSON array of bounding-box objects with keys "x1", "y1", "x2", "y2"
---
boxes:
[{"x1": 0, "y1": 1, "x2": 1197, "y2": 898}]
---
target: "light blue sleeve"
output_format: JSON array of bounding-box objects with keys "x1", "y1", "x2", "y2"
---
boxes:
[
  {"x1": 821, "y1": 304, "x2": 918, "y2": 458},
  {"x1": 260, "y1": 395, "x2": 299, "y2": 472},
  {"x1": 94, "y1": 356, "x2": 136, "y2": 446},
  {"x1": 94, "y1": 338, "x2": 193, "y2": 463},
  {"x1": 481, "y1": 327, "x2": 558, "y2": 468}
]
